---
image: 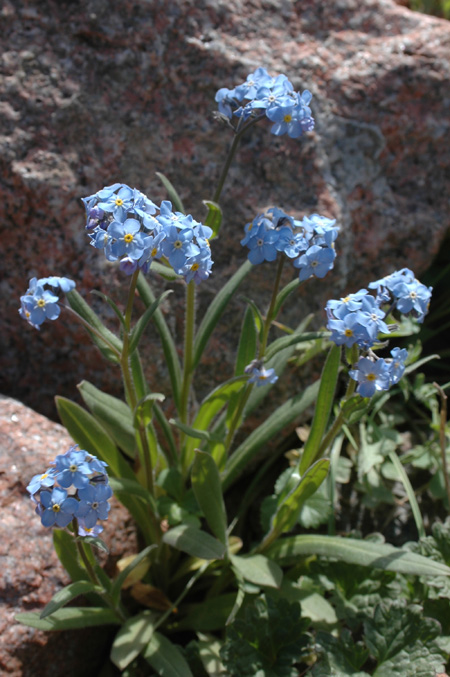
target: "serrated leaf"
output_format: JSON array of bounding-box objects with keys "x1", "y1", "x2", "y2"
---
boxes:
[
  {"x1": 162, "y1": 524, "x2": 226, "y2": 560},
  {"x1": 16, "y1": 607, "x2": 120, "y2": 631},
  {"x1": 267, "y1": 534, "x2": 450, "y2": 577},
  {"x1": 40, "y1": 581, "x2": 103, "y2": 619},
  {"x1": 144, "y1": 631, "x2": 194, "y2": 676},
  {"x1": 110, "y1": 611, "x2": 156, "y2": 670},
  {"x1": 191, "y1": 451, "x2": 228, "y2": 545},
  {"x1": 230, "y1": 554, "x2": 283, "y2": 589},
  {"x1": 78, "y1": 381, "x2": 136, "y2": 459}
]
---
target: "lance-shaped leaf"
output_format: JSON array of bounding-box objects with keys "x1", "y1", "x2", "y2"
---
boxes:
[
  {"x1": 40, "y1": 581, "x2": 103, "y2": 619},
  {"x1": 193, "y1": 259, "x2": 253, "y2": 368},
  {"x1": 222, "y1": 379, "x2": 320, "y2": 491},
  {"x1": 156, "y1": 171, "x2": 185, "y2": 214},
  {"x1": 110, "y1": 611, "x2": 157, "y2": 671},
  {"x1": 137, "y1": 272, "x2": 182, "y2": 412},
  {"x1": 129, "y1": 289, "x2": 173, "y2": 355},
  {"x1": 78, "y1": 381, "x2": 136, "y2": 459},
  {"x1": 144, "y1": 632, "x2": 194, "y2": 677},
  {"x1": 272, "y1": 277, "x2": 301, "y2": 318},
  {"x1": 162, "y1": 524, "x2": 226, "y2": 560},
  {"x1": 300, "y1": 344, "x2": 340, "y2": 474},
  {"x1": 267, "y1": 459, "x2": 330, "y2": 542},
  {"x1": 235, "y1": 306, "x2": 258, "y2": 376},
  {"x1": 66, "y1": 289, "x2": 122, "y2": 363},
  {"x1": 55, "y1": 396, "x2": 134, "y2": 480},
  {"x1": 110, "y1": 545, "x2": 157, "y2": 606},
  {"x1": 230, "y1": 554, "x2": 283, "y2": 589},
  {"x1": 267, "y1": 534, "x2": 450, "y2": 577},
  {"x1": 265, "y1": 332, "x2": 330, "y2": 362},
  {"x1": 90, "y1": 289, "x2": 127, "y2": 329},
  {"x1": 191, "y1": 450, "x2": 227, "y2": 545},
  {"x1": 149, "y1": 259, "x2": 181, "y2": 281},
  {"x1": 16, "y1": 608, "x2": 120, "y2": 631},
  {"x1": 203, "y1": 200, "x2": 222, "y2": 239}
]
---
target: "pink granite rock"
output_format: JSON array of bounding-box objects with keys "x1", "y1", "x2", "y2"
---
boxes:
[
  {"x1": 1, "y1": 0, "x2": 449, "y2": 417},
  {"x1": 0, "y1": 396, "x2": 136, "y2": 676}
]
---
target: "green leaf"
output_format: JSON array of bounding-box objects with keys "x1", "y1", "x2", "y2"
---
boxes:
[
  {"x1": 136, "y1": 272, "x2": 182, "y2": 412},
  {"x1": 300, "y1": 344, "x2": 340, "y2": 474},
  {"x1": 170, "y1": 418, "x2": 216, "y2": 442},
  {"x1": 15, "y1": 608, "x2": 120, "y2": 631},
  {"x1": 162, "y1": 524, "x2": 226, "y2": 560},
  {"x1": 191, "y1": 451, "x2": 228, "y2": 545},
  {"x1": 110, "y1": 545, "x2": 157, "y2": 606},
  {"x1": 193, "y1": 259, "x2": 253, "y2": 368},
  {"x1": 144, "y1": 631, "x2": 194, "y2": 676},
  {"x1": 108, "y1": 477, "x2": 158, "y2": 512},
  {"x1": 222, "y1": 379, "x2": 320, "y2": 491},
  {"x1": 77, "y1": 381, "x2": 136, "y2": 459},
  {"x1": 183, "y1": 377, "x2": 247, "y2": 464},
  {"x1": 203, "y1": 200, "x2": 222, "y2": 239},
  {"x1": 55, "y1": 396, "x2": 134, "y2": 480},
  {"x1": 66, "y1": 289, "x2": 122, "y2": 363},
  {"x1": 110, "y1": 611, "x2": 156, "y2": 671},
  {"x1": 235, "y1": 306, "x2": 258, "y2": 376},
  {"x1": 129, "y1": 289, "x2": 173, "y2": 355},
  {"x1": 40, "y1": 581, "x2": 102, "y2": 619},
  {"x1": 81, "y1": 536, "x2": 109, "y2": 554},
  {"x1": 53, "y1": 529, "x2": 90, "y2": 584},
  {"x1": 230, "y1": 554, "x2": 283, "y2": 589},
  {"x1": 269, "y1": 459, "x2": 330, "y2": 539},
  {"x1": 90, "y1": 290, "x2": 126, "y2": 329},
  {"x1": 267, "y1": 534, "x2": 450, "y2": 577},
  {"x1": 149, "y1": 259, "x2": 181, "y2": 281},
  {"x1": 174, "y1": 594, "x2": 237, "y2": 632},
  {"x1": 265, "y1": 332, "x2": 329, "y2": 362},
  {"x1": 273, "y1": 277, "x2": 301, "y2": 318},
  {"x1": 312, "y1": 629, "x2": 369, "y2": 676},
  {"x1": 155, "y1": 171, "x2": 185, "y2": 213}
]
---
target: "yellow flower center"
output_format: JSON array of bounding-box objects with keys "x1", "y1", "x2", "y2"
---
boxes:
[
  {"x1": 344, "y1": 329, "x2": 353, "y2": 337},
  {"x1": 283, "y1": 114, "x2": 292, "y2": 123},
  {"x1": 174, "y1": 240, "x2": 183, "y2": 249},
  {"x1": 151, "y1": 247, "x2": 158, "y2": 257},
  {"x1": 69, "y1": 464, "x2": 78, "y2": 473},
  {"x1": 124, "y1": 233, "x2": 134, "y2": 243},
  {"x1": 37, "y1": 299, "x2": 46, "y2": 308},
  {"x1": 366, "y1": 373, "x2": 376, "y2": 382},
  {"x1": 115, "y1": 198, "x2": 124, "y2": 207},
  {"x1": 191, "y1": 263, "x2": 200, "y2": 271},
  {"x1": 52, "y1": 504, "x2": 61, "y2": 513}
]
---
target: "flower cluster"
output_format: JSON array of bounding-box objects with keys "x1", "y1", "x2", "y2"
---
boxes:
[
  {"x1": 216, "y1": 67, "x2": 314, "y2": 138},
  {"x1": 27, "y1": 446, "x2": 112, "y2": 537},
  {"x1": 19, "y1": 276, "x2": 76, "y2": 329},
  {"x1": 82, "y1": 183, "x2": 213, "y2": 284},
  {"x1": 325, "y1": 269, "x2": 432, "y2": 397},
  {"x1": 241, "y1": 207, "x2": 338, "y2": 281}
]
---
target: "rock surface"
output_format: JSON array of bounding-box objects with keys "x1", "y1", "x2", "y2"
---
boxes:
[
  {"x1": 1, "y1": 0, "x2": 449, "y2": 417},
  {"x1": 0, "y1": 395, "x2": 136, "y2": 676}
]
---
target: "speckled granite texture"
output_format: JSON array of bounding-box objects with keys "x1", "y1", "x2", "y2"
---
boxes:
[
  {"x1": 1, "y1": 0, "x2": 449, "y2": 417},
  {"x1": 0, "y1": 396, "x2": 136, "y2": 676}
]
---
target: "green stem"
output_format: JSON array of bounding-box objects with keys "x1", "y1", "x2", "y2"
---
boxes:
[
  {"x1": 63, "y1": 305, "x2": 121, "y2": 359},
  {"x1": 180, "y1": 281, "x2": 196, "y2": 426},
  {"x1": 213, "y1": 115, "x2": 265, "y2": 204},
  {"x1": 316, "y1": 372, "x2": 358, "y2": 459},
  {"x1": 75, "y1": 537, "x2": 128, "y2": 622},
  {"x1": 153, "y1": 561, "x2": 210, "y2": 633},
  {"x1": 258, "y1": 255, "x2": 286, "y2": 359}
]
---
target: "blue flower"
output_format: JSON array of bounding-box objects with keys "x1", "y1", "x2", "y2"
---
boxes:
[
  {"x1": 182, "y1": 248, "x2": 213, "y2": 284},
  {"x1": 26, "y1": 468, "x2": 57, "y2": 495},
  {"x1": 20, "y1": 285, "x2": 61, "y2": 326},
  {"x1": 349, "y1": 357, "x2": 391, "y2": 398},
  {"x1": 78, "y1": 521, "x2": 104, "y2": 537},
  {"x1": 97, "y1": 184, "x2": 135, "y2": 221},
  {"x1": 54, "y1": 448, "x2": 92, "y2": 489},
  {"x1": 388, "y1": 347, "x2": 408, "y2": 385},
  {"x1": 294, "y1": 245, "x2": 336, "y2": 281},
  {"x1": 40, "y1": 487, "x2": 79, "y2": 528},
  {"x1": 76, "y1": 483, "x2": 113, "y2": 528},
  {"x1": 160, "y1": 225, "x2": 199, "y2": 271},
  {"x1": 108, "y1": 218, "x2": 146, "y2": 261},
  {"x1": 245, "y1": 224, "x2": 279, "y2": 265},
  {"x1": 327, "y1": 313, "x2": 372, "y2": 348},
  {"x1": 247, "y1": 366, "x2": 278, "y2": 387}
]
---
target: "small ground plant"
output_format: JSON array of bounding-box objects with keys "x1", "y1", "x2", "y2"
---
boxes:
[{"x1": 16, "y1": 67, "x2": 450, "y2": 676}]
